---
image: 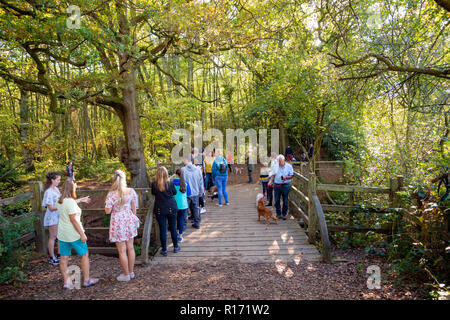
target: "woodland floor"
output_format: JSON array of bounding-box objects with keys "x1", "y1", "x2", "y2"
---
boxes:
[
  {"x1": 0, "y1": 162, "x2": 422, "y2": 300},
  {"x1": 0, "y1": 248, "x2": 419, "y2": 300}
]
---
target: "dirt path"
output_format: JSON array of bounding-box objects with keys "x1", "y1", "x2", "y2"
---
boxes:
[{"x1": 0, "y1": 248, "x2": 416, "y2": 300}]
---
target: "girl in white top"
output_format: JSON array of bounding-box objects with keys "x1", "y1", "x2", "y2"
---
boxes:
[{"x1": 42, "y1": 172, "x2": 61, "y2": 265}]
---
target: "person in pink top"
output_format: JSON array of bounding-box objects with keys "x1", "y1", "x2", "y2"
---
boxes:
[
  {"x1": 227, "y1": 151, "x2": 233, "y2": 174},
  {"x1": 105, "y1": 170, "x2": 140, "y2": 282}
]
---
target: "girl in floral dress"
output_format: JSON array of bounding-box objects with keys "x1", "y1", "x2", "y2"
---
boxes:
[{"x1": 105, "y1": 170, "x2": 140, "y2": 282}]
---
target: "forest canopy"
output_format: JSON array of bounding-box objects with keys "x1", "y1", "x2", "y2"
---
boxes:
[{"x1": 0, "y1": 0, "x2": 448, "y2": 189}]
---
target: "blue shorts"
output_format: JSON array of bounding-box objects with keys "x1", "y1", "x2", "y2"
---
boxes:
[{"x1": 58, "y1": 239, "x2": 88, "y2": 257}]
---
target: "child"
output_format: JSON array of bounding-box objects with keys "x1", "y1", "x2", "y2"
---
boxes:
[
  {"x1": 42, "y1": 172, "x2": 62, "y2": 265},
  {"x1": 259, "y1": 162, "x2": 271, "y2": 201},
  {"x1": 173, "y1": 169, "x2": 191, "y2": 243},
  {"x1": 105, "y1": 170, "x2": 139, "y2": 282}
]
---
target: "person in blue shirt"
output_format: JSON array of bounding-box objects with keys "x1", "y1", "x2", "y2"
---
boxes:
[
  {"x1": 173, "y1": 169, "x2": 191, "y2": 243},
  {"x1": 211, "y1": 149, "x2": 230, "y2": 207},
  {"x1": 269, "y1": 155, "x2": 294, "y2": 220}
]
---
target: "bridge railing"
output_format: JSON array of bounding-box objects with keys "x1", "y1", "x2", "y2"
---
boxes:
[{"x1": 290, "y1": 169, "x2": 406, "y2": 263}]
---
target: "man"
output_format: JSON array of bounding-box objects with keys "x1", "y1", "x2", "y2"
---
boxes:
[
  {"x1": 192, "y1": 148, "x2": 206, "y2": 214},
  {"x1": 266, "y1": 152, "x2": 278, "y2": 206},
  {"x1": 246, "y1": 152, "x2": 255, "y2": 183},
  {"x1": 269, "y1": 154, "x2": 294, "y2": 220},
  {"x1": 182, "y1": 157, "x2": 204, "y2": 229}
]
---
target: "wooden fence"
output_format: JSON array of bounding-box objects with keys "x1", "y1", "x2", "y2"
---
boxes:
[
  {"x1": 289, "y1": 169, "x2": 407, "y2": 263},
  {"x1": 0, "y1": 182, "x2": 46, "y2": 253}
]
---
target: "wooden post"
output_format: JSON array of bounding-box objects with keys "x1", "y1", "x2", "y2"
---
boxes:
[
  {"x1": 153, "y1": 212, "x2": 160, "y2": 247},
  {"x1": 307, "y1": 172, "x2": 318, "y2": 244},
  {"x1": 30, "y1": 181, "x2": 46, "y2": 253},
  {"x1": 140, "y1": 198, "x2": 154, "y2": 264},
  {"x1": 348, "y1": 191, "x2": 355, "y2": 246}
]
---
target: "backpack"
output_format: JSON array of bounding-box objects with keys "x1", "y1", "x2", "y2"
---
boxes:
[{"x1": 218, "y1": 157, "x2": 227, "y2": 174}]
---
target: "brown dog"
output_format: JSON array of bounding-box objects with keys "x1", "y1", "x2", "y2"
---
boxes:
[
  {"x1": 207, "y1": 185, "x2": 218, "y2": 201},
  {"x1": 257, "y1": 196, "x2": 278, "y2": 225}
]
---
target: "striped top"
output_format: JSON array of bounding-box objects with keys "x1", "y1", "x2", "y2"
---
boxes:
[{"x1": 259, "y1": 167, "x2": 271, "y2": 182}]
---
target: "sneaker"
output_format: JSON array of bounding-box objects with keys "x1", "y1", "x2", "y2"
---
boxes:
[
  {"x1": 174, "y1": 246, "x2": 181, "y2": 253},
  {"x1": 216, "y1": 203, "x2": 223, "y2": 207},
  {"x1": 191, "y1": 224, "x2": 200, "y2": 229},
  {"x1": 282, "y1": 216, "x2": 287, "y2": 220},
  {"x1": 49, "y1": 257, "x2": 59, "y2": 266},
  {"x1": 178, "y1": 235, "x2": 183, "y2": 243},
  {"x1": 160, "y1": 249, "x2": 168, "y2": 256},
  {"x1": 130, "y1": 272, "x2": 135, "y2": 279},
  {"x1": 225, "y1": 202, "x2": 230, "y2": 206},
  {"x1": 200, "y1": 208, "x2": 206, "y2": 214},
  {"x1": 116, "y1": 273, "x2": 131, "y2": 282},
  {"x1": 276, "y1": 215, "x2": 282, "y2": 219}
]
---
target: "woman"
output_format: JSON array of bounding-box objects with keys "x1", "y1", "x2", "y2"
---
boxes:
[
  {"x1": 105, "y1": 170, "x2": 139, "y2": 282},
  {"x1": 173, "y1": 169, "x2": 191, "y2": 243},
  {"x1": 152, "y1": 166, "x2": 180, "y2": 256},
  {"x1": 56, "y1": 178, "x2": 97, "y2": 289},
  {"x1": 42, "y1": 172, "x2": 62, "y2": 265},
  {"x1": 212, "y1": 149, "x2": 229, "y2": 206},
  {"x1": 204, "y1": 151, "x2": 215, "y2": 191}
]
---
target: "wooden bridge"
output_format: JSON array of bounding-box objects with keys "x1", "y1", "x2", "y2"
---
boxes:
[
  {"x1": 152, "y1": 183, "x2": 321, "y2": 264},
  {"x1": 1, "y1": 161, "x2": 410, "y2": 265}
]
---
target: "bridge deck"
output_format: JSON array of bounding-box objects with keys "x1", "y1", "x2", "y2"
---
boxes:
[{"x1": 152, "y1": 183, "x2": 321, "y2": 264}]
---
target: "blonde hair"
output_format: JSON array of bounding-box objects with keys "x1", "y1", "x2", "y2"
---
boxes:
[
  {"x1": 156, "y1": 167, "x2": 169, "y2": 192},
  {"x1": 110, "y1": 170, "x2": 127, "y2": 208},
  {"x1": 58, "y1": 178, "x2": 77, "y2": 204}
]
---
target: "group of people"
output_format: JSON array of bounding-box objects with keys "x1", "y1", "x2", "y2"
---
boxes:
[
  {"x1": 153, "y1": 149, "x2": 234, "y2": 256},
  {"x1": 285, "y1": 144, "x2": 314, "y2": 162},
  {"x1": 259, "y1": 153, "x2": 294, "y2": 219},
  {"x1": 42, "y1": 169, "x2": 138, "y2": 288},
  {"x1": 41, "y1": 148, "x2": 301, "y2": 288}
]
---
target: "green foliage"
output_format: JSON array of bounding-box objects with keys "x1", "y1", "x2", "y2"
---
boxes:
[{"x1": 0, "y1": 214, "x2": 35, "y2": 285}]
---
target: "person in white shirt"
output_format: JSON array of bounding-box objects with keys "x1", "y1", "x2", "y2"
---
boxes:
[
  {"x1": 266, "y1": 152, "x2": 278, "y2": 206},
  {"x1": 268, "y1": 155, "x2": 294, "y2": 220}
]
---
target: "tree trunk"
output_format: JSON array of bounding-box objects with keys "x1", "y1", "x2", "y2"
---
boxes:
[
  {"x1": 19, "y1": 90, "x2": 35, "y2": 172},
  {"x1": 116, "y1": 1, "x2": 149, "y2": 188}
]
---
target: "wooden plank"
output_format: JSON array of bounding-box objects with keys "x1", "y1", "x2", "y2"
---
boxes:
[
  {"x1": 289, "y1": 200, "x2": 309, "y2": 225},
  {"x1": 0, "y1": 192, "x2": 33, "y2": 206},
  {"x1": 30, "y1": 181, "x2": 46, "y2": 253},
  {"x1": 80, "y1": 208, "x2": 149, "y2": 215},
  {"x1": 164, "y1": 245, "x2": 318, "y2": 252},
  {"x1": 327, "y1": 225, "x2": 390, "y2": 234},
  {"x1": 317, "y1": 184, "x2": 390, "y2": 194},
  {"x1": 290, "y1": 185, "x2": 309, "y2": 204},
  {"x1": 89, "y1": 247, "x2": 117, "y2": 255},
  {"x1": 293, "y1": 171, "x2": 309, "y2": 183},
  {"x1": 162, "y1": 240, "x2": 312, "y2": 247},
  {"x1": 12, "y1": 232, "x2": 35, "y2": 244},
  {"x1": 140, "y1": 204, "x2": 154, "y2": 264},
  {"x1": 322, "y1": 204, "x2": 355, "y2": 212},
  {"x1": 0, "y1": 213, "x2": 37, "y2": 229},
  {"x1": 312, "y1": 195, "x2": 332, "y2": 263}
]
